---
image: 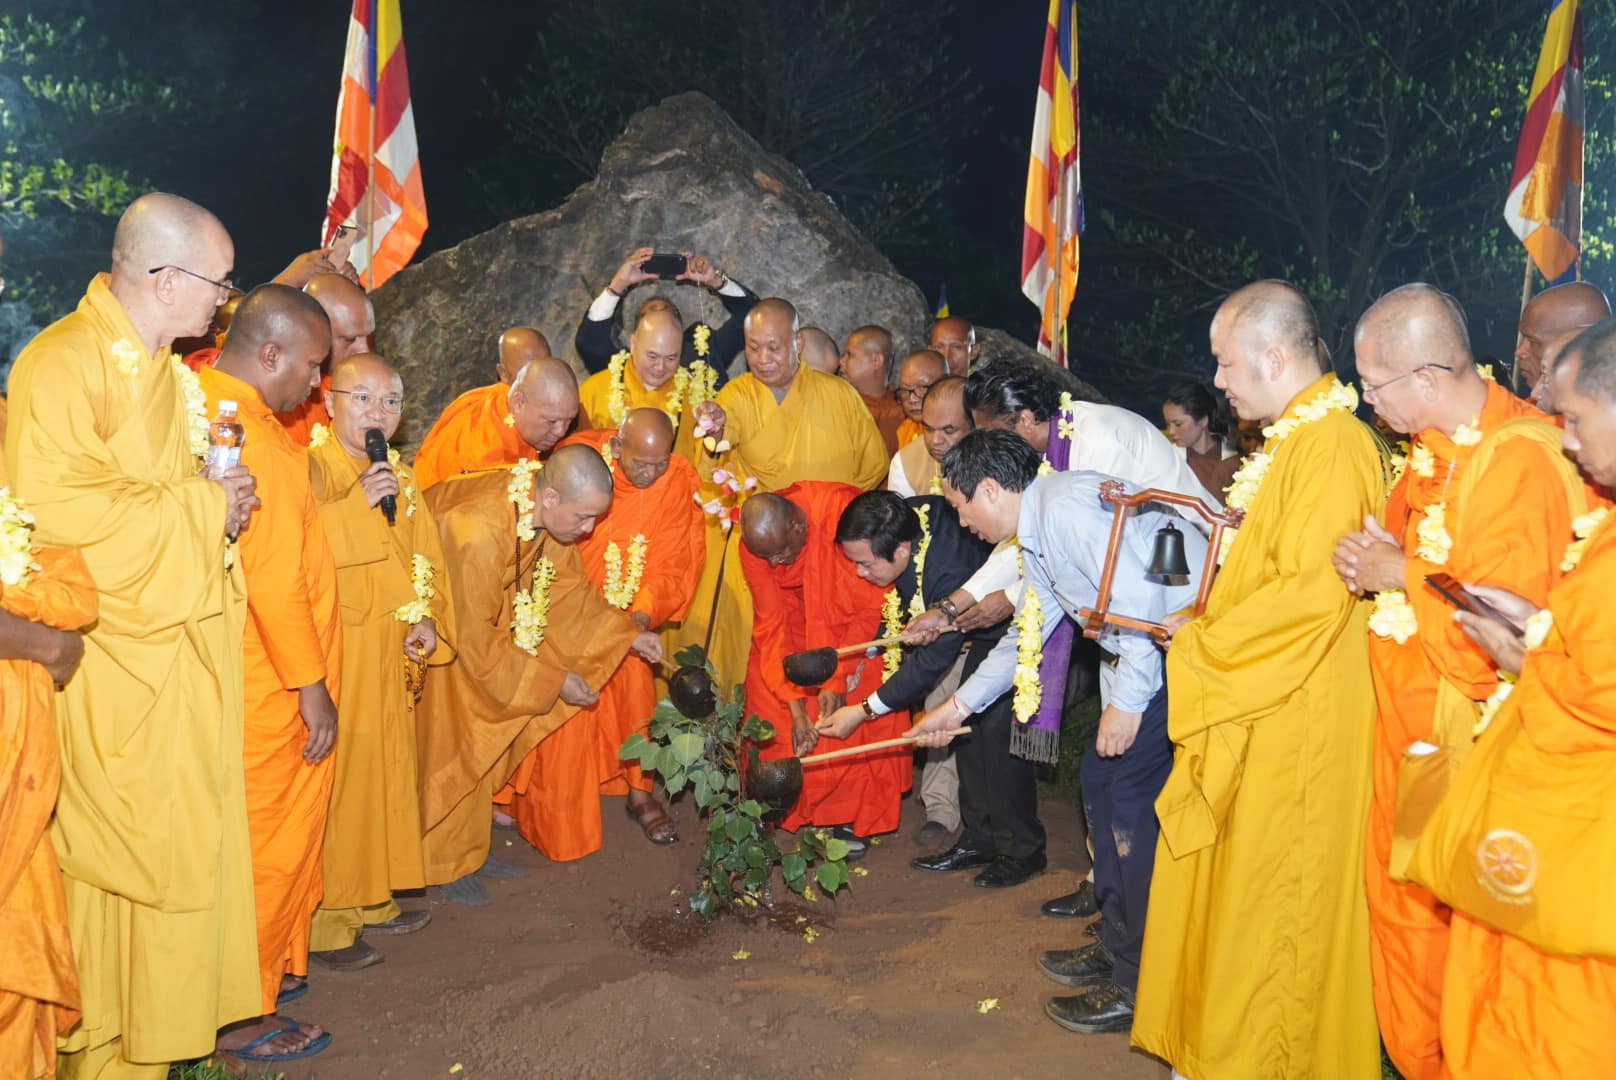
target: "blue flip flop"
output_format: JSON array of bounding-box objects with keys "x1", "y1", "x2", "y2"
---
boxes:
[
  {"x1": 226, "y1": 1016, "x2": 332, "y2": 1064},
  {"x1": 275, "y1": 976, "x2": 308, "y2": 1008}
]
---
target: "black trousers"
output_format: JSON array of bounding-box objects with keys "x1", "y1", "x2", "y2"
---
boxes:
[
  {"x1": 955, "y1": 687, "x2": 1046, "y2": 861},
  {"x1": 1080, "y1": 682, "x2": 1170, "y2": 994}
]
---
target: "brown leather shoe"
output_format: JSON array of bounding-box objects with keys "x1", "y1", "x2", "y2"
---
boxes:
[
  {"x1": 366, "y1": 908, "x2": 432, "y2": 935},
  {"x1": 309, "y1": 938, "x2": 383, "y2": 971}
]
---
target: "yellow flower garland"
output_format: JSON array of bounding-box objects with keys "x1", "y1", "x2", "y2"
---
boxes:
[
  {"x1": 387, "y1": 448, "x2": 418, "y2": 518},
  {"x1": 602, "y1": 533, "x2": 649, "y2": 609},
  {"x1": 111, "y1": 338, "x2": 142, "y2": 380},
  {"x1": 512, "y1": 557, "x2": 557, "y2": 656},
  {"x1": 171, "y1": 356, "x2": 209, "y2": 463},
  {"x1": 880, "y1": 505, "x2": 936, "y2": 676},
  {"x1": 1012, "y1": 545, "x2": 1044, "y2": 723},
  {"x1": 881, "y1": 589, "x2": 903, "y2": 676},
  {"x1": 0, "y1": 487, "x2": 40, "y2": 587},
  {"x1": 1055, "y1": 391, "x2": 1076, "y2": 443},
  {"x1": 1409, "y1": 443, "x2": 1436, "y2": 478},
  {"x1": 1474, "y1": 672, "x2": 1515, "y2": 736},
  {"x1": 907, "y1": 505, "x2": 932, "y2": 618},
  {"x1": 394, "y1": 553, "x2": 436, "y2": 625},
  {"x1": 1522, "y1": 607, "x2": 1554, "y2": 650},
  {"x1": 606, "y1": 349, "x2": 697, "y2": 428},
  {"x1": 927, "y1": 474, "x2": 943, "y2": 496},
  {"x1": 508, "y1": 459, "x2": 542, "y2": 542},
  {"x1": 308, "y1": 422, "x2": 331, "y2": 448},
  {"x1": 692, "y1": 324, "x2": 712, "y2": 357},
  {"x1": 1560, "y1": 508, "x2": 1609, "y2": 572}
]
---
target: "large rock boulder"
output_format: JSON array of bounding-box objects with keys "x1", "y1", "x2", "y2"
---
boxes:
[{"x1": 374, "y1": 91, "x2": 1092, "y2": 451}]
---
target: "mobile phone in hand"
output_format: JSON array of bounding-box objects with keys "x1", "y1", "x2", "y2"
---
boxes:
[
  {"x1": 1423, "y1": 573, "x2": 1512, "y2": 626},
  {"x1": 641, "y1": 252, "x2": 688, "y2": 279}
]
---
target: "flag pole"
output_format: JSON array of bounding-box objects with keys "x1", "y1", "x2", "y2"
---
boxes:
[
  {"x1": 1052, "y1": 163, "x2": 1065, "y2": 369},
  {"x1": 1515, "y1": 255, "x2": 1534, "y2": 394},
  {"x1": 364, "y1": 21, "x2": 377, "y2": 291}
]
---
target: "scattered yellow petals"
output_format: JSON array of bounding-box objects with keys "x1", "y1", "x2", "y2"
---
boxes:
[
  {"x1": 670, "y1": 886, "x2": 682, "y2": 896},
  {"x1": 803, "y1": 926, "x2": 820, "y2": 943},
  {"x1": 851, "y1": 866, "x2": 869, "y2": 877},
  {"x1": 450, "y1": 1065, "x2": 464, "y2": 1074},
  {"x1": 795, "y1": 915, "x2": 808, "y2": 924},
  {"x1": 977, "y1": 998, "x2": 1000, "y2": 1014},
  {"x1": 869, "y1": 837, "x2": 882, "y2": 846},
  {"x1": 731, "y1": 949, "x2": 751, "y2": 960}
]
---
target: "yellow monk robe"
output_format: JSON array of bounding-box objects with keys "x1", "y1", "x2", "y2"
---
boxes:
[
  {"x1": 412, "y1": 383, "x2": 531, "y2": 490},
  {"x1": 273, "y1": 374, "x2": 332, "y2": 446},
  {"x1": 1364, "y1": 382, "x2": 1581, "y2": 1080},
  {"x1": 416, "y1": 470, "x2": 643, "y2": 883},
  {"x1": 1409, "y1": 510, "x2": 1616, "y2": 1078},
  {"x1": 578, "y1": 360, "x2": 709, "y2": 466},
  {"x1": 895, "y1": 416, "x2": 923, "y2": 448},
  {"x1": 680, "y1": 361, "x2": 888, "y2": 697},
  {"x1": 1133, "y1": 376, "x2": 1385, "y2": 1078},
  {"x1": 497, "y1": 428, "x2": 705, "y2": 860},
  {"x1": 198, "y1": 367, "x2": 344, "y2": 1015},
  {"x1": 4, "y1": 274, "x2": 260, "y2": 1069},
  {"x1": 306, "y1": 436, "x2": 457, "y2": 951},
  {"x1": 0, "y1": 456, "x2": 95, "y2": 1080}
]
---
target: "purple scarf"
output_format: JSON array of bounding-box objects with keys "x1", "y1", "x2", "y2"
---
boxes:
[{"x1": 1009, "y1": 411, "x2": 1072, "y2": 765}]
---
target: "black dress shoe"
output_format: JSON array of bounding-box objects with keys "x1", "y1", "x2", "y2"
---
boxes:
[
  {"x1": 911, "y1": 843, "x2": 994, "y2": 873},
  {"x1": 1041, "y1": 879, "x2": 1098, "y2": 918},
  {"x1": 973, "y1": 851, "x2": 1047, "y2": 888},
  {"x1": 1044, "y1": 980, "x2": 1135, "y2": 1034},
  {"x1": 1037, "y1": 941, "x2": 1113, "y2": 988}
]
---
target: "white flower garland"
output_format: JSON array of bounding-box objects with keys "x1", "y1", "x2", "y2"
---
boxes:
[
  {"x1": 606, "y1": 349, "x2": 717, "y2": 429},
  {"x1": 394, "y1": 553, "x2": 436, "y2": 625},
  {"x1": 512, "y1": 557, "x2": 557, "y2": 656},
  {"x1": 602, "y1": 533, "x2": 648, "y2": 610},
  {"x1": 1012, "y1": 544, "x2": 1044, "y2": 723},
  {"x1": 1560, "y1": 508, "x2": 1609, "y2": 572},
  {"x1": 0, "y1": 487, "x2": 40, "y2": 587},
  {"x1": 171, "y1": 356, "x2": 209, "y2": 463},
  {"x1": 111, "y1": 338, "x2": 142, "y2": 380},
  {"x1": 508, "y1": 459, "x2": 542, "y2": 542}
]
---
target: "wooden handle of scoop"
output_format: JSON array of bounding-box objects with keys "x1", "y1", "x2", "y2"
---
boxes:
[
  {"x1": 830, "y1": 628, "x2": 959, "y2": 658},
  {"x1": 799, "y1": 726, "x2": 972, "y2": 766}
]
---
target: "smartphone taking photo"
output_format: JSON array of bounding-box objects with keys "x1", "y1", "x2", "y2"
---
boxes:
[
  {"x1": 1423, "y1": 573, "x2": 1513, "y2": 626},
  {"x1": 641, "y1": 252, "x2": 688, "y2": 279}
]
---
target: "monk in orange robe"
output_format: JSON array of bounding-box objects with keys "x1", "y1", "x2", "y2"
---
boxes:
[
  {"x1": 0, "y1": 457, "x2": 95, "y2": 1080},
  {"x1": 840, "y1": 325, "x2": 903, "y2": 455},
  {"x1": 413, "y1": 356, "x2": 580, "y2": 490},
  {"x1": 417, "y1": 445, "x2": 663, "y2": 905},
  {"x1": 1403, "y1": 330, "x2": 1616, "y2": 1078},
  {"x1": 1333, "y1": 285, "x2": 1588, "y2": 1080},
  {"x1": 739, "y1": 483, "x2": 903, "y2": 843},
  {"x1": 498, "y1": 411, "x2": 705, "y2": 859},
  {"x1": 494, "y1": 325, "x2": 551, "y2": 385},
  {"x1": 199, "y1": 285, "x2": 344, "y2": 1060},
  {"x1": 271, "y1": 273, "x2": 373, "y2": 445},
  {"x1": 892, "y1": 349, "x2": 945, "y2": 451}
]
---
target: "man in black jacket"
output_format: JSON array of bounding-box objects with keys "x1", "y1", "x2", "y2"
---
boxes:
[
  {"x1": 818, "y1": 490, "x2": 1046, "y2": 888},
  {"x1": 574, "y1": 247, "x2": 757, "y2": 383}
]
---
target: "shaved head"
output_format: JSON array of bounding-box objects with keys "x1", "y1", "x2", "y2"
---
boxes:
[
  {"x1": 497, "y1": 326, "x2": 552, "y2": 385},
  {"x1": 921, "y1": 375, "x2": 970, "y2": 463},
  {"x1": 216, "y1": 284, "x2": 331, "y2": 412},
  {"x1": 896, "y1": 349, "x2": 948, "y2": 423},
  {"x1": 108, "y1": 192, "x2": 235, "y2": 345},
  {"x1": 798, "y1": 326, "x2": 840, "y2": 374},
  {"x1": 629, "y1": 307, "x2": 684, "y2": 390},
  {"x1": 330, "y1": 351, "x2": 399, "y2": 389},
  {"x1": 111, "y1": 192, "x2": 229, "y2": 277},
  {"x1": 1353, "y1": 283, "x2": 1486, "y2": 435},
  {"x1": 740, "y1": 491, "x2": 808, "y2": 566},
  {"x1": 535, "y1": 442, "x2": 614, "y2": 542},
  {"x1": 304, "y1": 272, "x2": 375, "y2": 362},
  {"x1": 326, "y1": 352, "x2": 404, "y2": 452},
  {"x1": 927, "y1": 316, "x2": 979, "y2": 376},
  {"x1": 839, "y1": 324, "x2": 894, "y2": 397},
  {"x1": 614, "y1": 407, "x2": 676, "y2": 489},
  {"x1": 1518, "y1": 281, "x2": 1611, "y2": 388},
  {"x1": 1209, "y1": 281, "x2": 1328, "y2": 425},
  {"x1": 1219, "y1": 281, "x2": 1326, "y2": 369},
  {"x1": 1354, "y1": 283, "x2": 1472, "y2": 372},
  {"x1": 508, "y1": 356, "x2": 580, "y2": 454},
  {"x1": 743, "y1": 298, "x2": 802, "y2": 390}
]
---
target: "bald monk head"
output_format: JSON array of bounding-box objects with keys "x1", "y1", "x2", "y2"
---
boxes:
[
  {"x1": 324, "y1": 352, "x2": 404, "y2": 457},
  {"x1": 108, "y1": 192, "x2": 235, "y2": 347},
  {"x1": 1208, "y1": 280, "x2": 1328, "y2": 426},
  {"x1": 798, "y1": 327, "x2": 840, "y2": 374},
  {"x1": 1517, "y1": 281, "x2": 1610, "y2": 389},
  {"x1": 533, "y1": 441, "x2": 614, "y2": 543},
  {"x1": 743, "y1": 298, "x2": 802, "y2": 391},
  {"x1": 610, "y1": 407, "x2": 677, "y2": 490},
  {"x1": 740, "y1": 491, "x2": 808, "y2": 567},
  {"x1": 507, "y1": 356, "x2": 580, "y2": 454},
  {"x1": 896, "y1": 349, "x2": 948, "y2": 424},
  {"x1": 214, "y1": 284, "x2": 332, "y2": 413},
  {"x1": 839, "y1": 325, "x2": 894, "y2": 398},
  {"x1": 1353, "y1": 282, "x2": 1484, "y2": 436},
  {"x1": 304, "y1": 272, "x2": 375, "y2": 362},
  {"x1": 1551, "y1": 316, "x2": 1616, "y2": 489},
  {"x1": 496, "y1": 326, "x2": 551, "y2": 386},
  {"x1": 921, "y1": 375, "x2": 971, "y2": 464},
  {"x1": 629, "y1": 307, "x2": 684, "y2": 390},
  {"x1": 927, "y1": 316, "x2": 980, "y2": 376}
]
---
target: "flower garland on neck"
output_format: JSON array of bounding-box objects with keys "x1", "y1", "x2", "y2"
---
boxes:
[
  {"x1": 602, "y1": 533, "x2": 649, "y2": 609},
  {"x1": 1368, "y1": 418, "x2": 1483, "y2": 643},
  {"x1": 311, "y1": 424, "x2": 418, "y2": 518},
  {"x1": 606, "y1": 349, "x2": 717, "y2": 428},
  {"x1": 1220, "y1": 378, "x2": 1360, "y2": 565},
  {"x1": 171, "y1": 356, "x2": 209, "y2": 464},
  {"x1": 506, "y1": 458, "x2": 556, "y2": 654},
  {"x1": 1011, "y1": 543, "x2": 1045, "y2": 722},
  {"x1": 0, "y1": 487, "x2": 40, "y2": 587},
  {"x1": 880, "y1": 505, "x2": 933, "y2": 674},
  {"x1": 1560, "y1": 507, "x2": 1609, "y2": 572}
]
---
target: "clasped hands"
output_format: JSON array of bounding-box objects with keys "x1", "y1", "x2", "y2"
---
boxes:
[{"x1": 1332, "y1": 515, "x2": 1408, "y2": 595}]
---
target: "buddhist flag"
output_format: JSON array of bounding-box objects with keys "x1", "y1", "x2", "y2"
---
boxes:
[
  {"x1": 323, "y1": 0, "x2": 427, "y2": 289},
  {"x1": 1020, "y1": 0, "x2": 1082, "y2": 361},
  {"x1": 935, "y1": 283, "x2": 951, "y2": 319},
  {"x1": 1504, "y1": 0, "x2": 1584, "y2": 284}
]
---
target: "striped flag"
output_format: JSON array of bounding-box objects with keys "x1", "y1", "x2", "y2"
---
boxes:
[
  {"x1": 1020, "y1": 0, "x2": 1082, "y2": 360},
  {"x1": 935, "y1": 283, "x2": 951, "y2": 319},
  {"x1": 1504, "y1": 0, "x2": 1584, "y2": 285},
  {"x1": 323, "y1": 0, "x2": 427, "y2": 289}
]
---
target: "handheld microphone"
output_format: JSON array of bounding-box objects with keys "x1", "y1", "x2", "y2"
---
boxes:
[{"x1": 365, "y1": 427, "x2": 396, "y2": 524}]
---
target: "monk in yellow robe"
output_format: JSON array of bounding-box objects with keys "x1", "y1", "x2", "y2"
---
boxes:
[
  {"x1": 0, "y1": 454, "x2": 95, "y2": 1080},
  {"x1": 1404, "y1": 332, "x2": 1616, "y2": 1078},
  {"x1": 305, "y1": 354, "x2": 457, "y2": 970},
  {"x1": 412, "y1": 356, "x2": 580, "y2": 490},
  {"x1": 680, "y1": 297, "x2": 888, "y2": 697},
  {"x1": 1331, "y1": 285, "x2": 1585, "y2": 1080},
  {"x1": 1133, "y1": 283, "x2": 1385, "y2": 1076},
  {"x1": 417, "y1": 445, "x2": 663, "y2": 906},
  {"x1": 498, "y1": 411, "x2": 705, "y2": 858},
  {"x1": 577, "y1": 307, "x2": 728, "y2": 466},
  {"x1": 5, "y1": 193, "x2": 262, "y2": 1077},
  {"x1": 272, "y1": 273, "x2": 373, "y2": 445}
]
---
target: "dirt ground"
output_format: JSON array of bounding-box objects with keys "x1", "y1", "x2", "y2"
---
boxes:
[{"x1": 271, "y1": 772, "x2": 1169, "y2": 1079}]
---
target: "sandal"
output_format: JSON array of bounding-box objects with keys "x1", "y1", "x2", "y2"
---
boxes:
[
  {"x1": 275, "y1": 976, "x2": 308, "y2": 1008},
  {"x1": 627, "y1": 799, "x2": 678, "y2": 845},
  {"x1": 222, "y1": 1016, "x2": 332, "y2": 1064}
]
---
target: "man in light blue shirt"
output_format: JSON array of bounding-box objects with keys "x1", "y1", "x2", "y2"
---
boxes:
[{"x1": 909, "y1": 428, "x2": 1205, "y2": 1036}]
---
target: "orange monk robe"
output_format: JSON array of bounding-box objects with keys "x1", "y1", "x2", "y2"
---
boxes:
[
  {"x1": 1365, "y1": 381, "x2": 1581, "y2": 1080},
  {"x1": 273, "y1": 374, "x2": 332, "y2": 447},
  {"x1": 895, "y1": 416, "x2": 923, "y2": 448},
  {"x1": 682, "y1": 362, "x2": 888, "y2": 701},
  {"x1": 741, "y1": 481, "x2": 905, "y2": 837},
  {"x1": 181, "y1": 345, "x2": 219, "y2": 372},
  {"x1": 1414, "y1": 512, "x2": 1616, "y2": 1078},
  {"x1": 306, "y1": 438, "x2": 457, "y2": 951},
  {"x1": 198, "y1": 367, "x2": 343, "y2": 1015},
  {"x1": 496, "y1": 428, "x2": 705, "y2": 860},
  {"x1": 578, "y1": 362, "x2": 710, "y2": 466},
  {"x1": 0, "y1": 456, "x2": 95, "y2": 1080},
  {"x1": 412, "y1": 383, "x2": 533, "y2": 490},
  {"x1": 416, "y1": 470, "x2": 643, "y2": 883},
  {"x1": 859, "y1": 390, "x2": 905, "y2": 457}
]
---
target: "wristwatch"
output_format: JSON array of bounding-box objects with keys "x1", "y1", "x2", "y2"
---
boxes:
[
  {"x1": 930, "y1": 598, "x2": 960, "y2": 623},
  {"x1": 860, "y1": 699, "x2": 877, "y2": 719}
]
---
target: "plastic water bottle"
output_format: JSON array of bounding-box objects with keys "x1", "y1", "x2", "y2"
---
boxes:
[{"x1": 206, "y1": 401, "x2": 246, "y2": 479}]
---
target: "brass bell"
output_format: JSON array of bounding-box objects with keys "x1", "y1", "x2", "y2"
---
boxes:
[{"x1": 1147, "y1": 522, "x2": 1191, "y2": 577}]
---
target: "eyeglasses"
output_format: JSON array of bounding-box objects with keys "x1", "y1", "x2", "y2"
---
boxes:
[
  {"x1": 894, "y1": 384, "x2": 935, "y2": 403},
  {"x1": 148, "y1": 264, "x2": 235, "y2": 292},
  {"x1": 1361, "y1": 363, "x2": 1452, "y2": 399},
  {"x1": 330, "y1": 389, "x2": 405, "y2": 413}
]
